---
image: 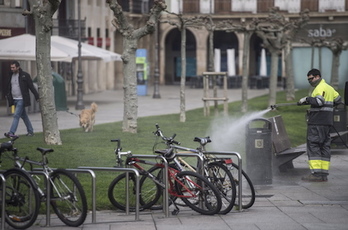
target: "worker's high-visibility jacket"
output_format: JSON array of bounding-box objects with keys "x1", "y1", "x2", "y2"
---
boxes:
[
  {"x1": 306, "y1": 78, "x2": 341, "y2": 175},
  {"x1": 306, "y1": 79, "x2": 341, "y2": 126}
]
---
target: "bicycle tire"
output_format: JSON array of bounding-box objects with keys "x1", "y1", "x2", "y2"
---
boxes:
[
  {"x1": 50, "y1": 168, "x2": 87, "y2": 227},
  {"x1": 108, "y1": 172, "x2": 161, "y2": 211},
  {"x1": 207, "y1": 162, "x2": 237, "y2": 214},
  {"x1": 175, "y1": 171, "x2": 222, "y2": 215},
  {"x1": 3, "y1": 168, "x2": 40, "y2": 229},
  {"x1": 229, "y1": 162, "x2": 255, "y2": 209}
]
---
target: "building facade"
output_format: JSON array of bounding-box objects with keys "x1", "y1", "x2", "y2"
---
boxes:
[{"x1": 1, "y1": 0, "x2": 348, "y2": 103}]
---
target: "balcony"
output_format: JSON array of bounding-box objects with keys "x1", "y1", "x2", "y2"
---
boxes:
[{"x1": 52, "y1": 19, "x2": 86, "y2": 41}]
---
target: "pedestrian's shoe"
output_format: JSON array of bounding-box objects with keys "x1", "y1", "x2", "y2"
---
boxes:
[
  {"x1": 301, "y1": 174, "x2": 324, "y2": 182},
  {"x1": 4, "y1": 132, "x2": 17, "y2": 138},
  {"x1": 26, "y1": 133, "x2": 34, "y2": 137}
]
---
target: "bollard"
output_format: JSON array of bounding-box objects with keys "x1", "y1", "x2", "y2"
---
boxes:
[{"x1": 246, "y1": 118, "x2": 272, "y2": 185}]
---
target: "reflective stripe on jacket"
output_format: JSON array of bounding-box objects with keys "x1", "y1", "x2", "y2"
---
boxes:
[{"x1": 307, "y1": 79, "x2": 341, "y2": 126}]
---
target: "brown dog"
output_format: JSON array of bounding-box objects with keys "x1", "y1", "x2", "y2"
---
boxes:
[{"x1": 79, "y1": 102, "x2": 98, "y2": 132}]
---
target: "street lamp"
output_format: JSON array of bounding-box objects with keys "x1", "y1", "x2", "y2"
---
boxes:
[
  {"x1": 153, "y1": 22, "x2": 161, "y2": 98},
  {"x1": 75, "y1": 0, "x2": 85, "y2": 109}
]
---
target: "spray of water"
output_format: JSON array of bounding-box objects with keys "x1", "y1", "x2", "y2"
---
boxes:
[{"x1": 206, "y1": 108, "x2": 271, "y2": 152}]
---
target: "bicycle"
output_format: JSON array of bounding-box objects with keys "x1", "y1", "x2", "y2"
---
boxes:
[
  {"x1": 153, "y1": 124, "x2": 237, "y2": 214},
  {"x1": 107, "y1": 139, "x2": 222, "y2": 215},
  {"x1": 0, "y1": 136, "x2": 88, "y2": 228},
  {"x1": 0, "y1": 138, "x2": 40, "y2": 229},
  {"x1": 153, "y1": 124, "x2": 255, "y2": 210}
]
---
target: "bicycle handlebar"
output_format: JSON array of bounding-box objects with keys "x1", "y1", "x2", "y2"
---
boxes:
[
  {"x1": 0, "y1": 135, "x2": 19, "y2": 154},
  {"x1": 154, "y1": 123, "x2": 181, "y2": 145}
]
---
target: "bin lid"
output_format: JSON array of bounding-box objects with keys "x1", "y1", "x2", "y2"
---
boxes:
[{"x1": 247, "y1": 118, "x2": 272, "y2": 131}]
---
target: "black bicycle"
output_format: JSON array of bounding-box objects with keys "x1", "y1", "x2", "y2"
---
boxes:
[{"x1": 0, "y1": 136, "x2": 88, "y2": 228}]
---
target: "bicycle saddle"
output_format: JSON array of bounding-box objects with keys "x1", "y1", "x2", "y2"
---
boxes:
[
  {"x1": 193, "y1": 136, "x2": 211, "y2": 146},
  {"x1": 154, "y1": 148, "x2": 176, "y2": 161}
]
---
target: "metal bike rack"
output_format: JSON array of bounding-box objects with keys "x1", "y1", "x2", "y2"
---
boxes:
[
  {"x1": 129, "y1": 155, "x2": 169, "y2": 217},
  {"x1": 30, "y1": 169, "x2": 96, "y2": 225},
  {"x1": 29, "y1": 171, "x2": 51, "y2": 226},
  {"x1": 66, "y1": 169, "x2": 96, "y2": 223},
  {"x1": 205, "y1": 151, "x2": 243, "y2": 211},
  {"x1": 1, "y1": 174, "x2": 5, "y2": 230},
  {"x1": 78, "y1": 166, "x2": 141, "y2": 221}
]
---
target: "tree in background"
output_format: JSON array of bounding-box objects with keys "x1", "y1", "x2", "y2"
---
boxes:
[
  {"x1": 255, "y1": 8, "x2": 309, "y2": 105},
  {"x1": 107, "y1": 0, "x2": 166, "y2": 133},
  {"x1": 24, "y1": 0, "x2": 62, "y2": 145},
  {"x1": 162, "y1": 13, "x2": 204, "y2": 122}
]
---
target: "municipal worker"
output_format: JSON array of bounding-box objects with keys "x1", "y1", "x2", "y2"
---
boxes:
[{"x1": 298, "y1": 68, "x2": 341, "y2": 182}]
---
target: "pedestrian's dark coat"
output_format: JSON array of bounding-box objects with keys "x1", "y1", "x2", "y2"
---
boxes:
[{"x1": 6, "y1": 68, "x2": 39, "y2": 107}]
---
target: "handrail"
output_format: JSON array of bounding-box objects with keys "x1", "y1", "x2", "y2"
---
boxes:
[
  {"x1": 204, "y1": 151, "x2": 243, "y2": 211},
  {"x1": 0, "y1": 174, "x2": 5, "y2": 230}
]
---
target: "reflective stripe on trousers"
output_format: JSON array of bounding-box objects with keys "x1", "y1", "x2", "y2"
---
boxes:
[{"x1": 307, "y1": 125, "x2": 331, "y2": 175}]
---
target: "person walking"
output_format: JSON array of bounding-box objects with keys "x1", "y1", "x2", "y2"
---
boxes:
[
  {"x1": 298, "y1": 68, "x2": 341, "y2": 182},
  {"x1": 4, "y1": 61, "x2": 39, "y2": 138}
]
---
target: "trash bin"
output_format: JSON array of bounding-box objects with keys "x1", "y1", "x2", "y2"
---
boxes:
[
  {"x1": 331, "y1": 103, "x2": 347, "y2": 146},
  {"x1": 246, "y1": 118, "x2": 273, "y2": 185},
  {"x1": 33, "y1": 72, "x2": 68, "y2": 111},
  {"x1": 52, "y1": 72, "x2": 68, "y2": 111}
]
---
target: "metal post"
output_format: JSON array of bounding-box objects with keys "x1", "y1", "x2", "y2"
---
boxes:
[
  {"x1": 75, "y1": 0, "x2": 85, "y2": 110},
  {"x1": 1, "y1": 174, "x2": 5, "y2": 230},
  {"x1": 153, "y1": 22, "x2": 161, "y2": 98}
]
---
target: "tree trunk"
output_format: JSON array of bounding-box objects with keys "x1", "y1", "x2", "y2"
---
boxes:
[
  {"x1": 122, "y1": 38, "x2": 138, "y2": 133},
  {"x1": 285, "y1": 41, "x2": 295, "y2": 101},
  {"x1": 30, "y1": 0, "x2": 62, "y2": 145},
  {"x1": 179, "y1": 28, "x2": 186, "y2": 122},
  {"x1": 241, "y1": 32, "x2": 251, "y2": 113},
  {"x1": 108, "y1": 0, "x2": 166, "y2": 133},
  {"x1": 268, "y1": 51, "x2": 278, "y2": 106}
]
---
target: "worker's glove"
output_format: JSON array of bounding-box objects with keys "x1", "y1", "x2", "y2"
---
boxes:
[{"x1": 297, "y1": 97, "x2": 308, "y2": 105}]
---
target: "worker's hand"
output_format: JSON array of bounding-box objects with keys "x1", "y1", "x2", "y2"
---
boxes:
[{"x1": 297, "y1": 97, "x2": 308, "y2": 105}]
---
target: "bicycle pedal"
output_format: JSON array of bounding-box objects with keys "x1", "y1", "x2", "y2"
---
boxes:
[{"x1": 172, "y1": 209, "x2": 179, "y2": 215}]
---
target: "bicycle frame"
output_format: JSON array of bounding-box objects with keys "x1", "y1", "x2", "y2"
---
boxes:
[
  {"x1": 126, "y1": 156, "x2": 204, "y2": 199},
  {"x1": 10, "y1": 148, "x2": 57, "y2": 198}
]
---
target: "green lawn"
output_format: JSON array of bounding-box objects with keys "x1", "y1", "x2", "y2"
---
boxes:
[{"x1": 0, "y1": 88, "x2": 344, "y2": 211}]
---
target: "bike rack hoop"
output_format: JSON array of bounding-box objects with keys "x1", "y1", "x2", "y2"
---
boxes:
[
  {"x1": 1, "y1": 174, "x2": 5, "y2": 230},
  {"x1": 204, "y1": 151, "x2": 243, "y2": 212},
  {"x1": 31, "y1": 168, "x2": 96, "y2": 224},
  {"x1": 78, "y1": 166, "x2": 141, "y2": 221},
  {"x1": 128, "y1": 154, "x2": 169, "y2": 218}
]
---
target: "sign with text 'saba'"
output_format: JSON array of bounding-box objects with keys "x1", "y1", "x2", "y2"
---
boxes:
[{"x1": 296, "y1": 23, "x2": 348, "y2": 41}]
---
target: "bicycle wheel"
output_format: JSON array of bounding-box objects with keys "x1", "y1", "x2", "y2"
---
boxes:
[
  {"x1": 3, "y1": 168, "x2": 40, "y2": 229},
  {"x1": 108, "y1": 171, "x2": 161, "y2": 211},
  {"x1": 206, "y1": 162, "x2": 236, "y2": 214},
  {"x1": 228, "y1": 162, "x2": 255, "y2": 209},
  {"x1": 175, "y1": 171, "x2": 222, "y2": 215},
  {"x1": 50, "y1": 168, "x2": 87, "y2": 227}
]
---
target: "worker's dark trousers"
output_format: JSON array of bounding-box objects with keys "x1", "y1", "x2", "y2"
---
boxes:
[{"x1": 307, "y1": 125, "x2": 331, "y2": 175}]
